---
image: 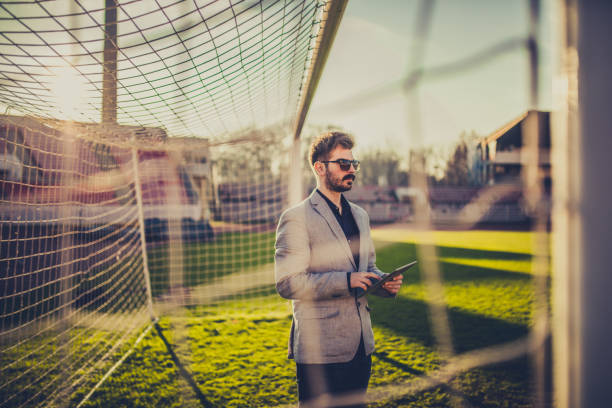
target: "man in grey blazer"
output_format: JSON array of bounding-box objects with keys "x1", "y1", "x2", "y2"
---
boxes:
[{"x1": 275, "y1": 131, "x2": 403, "y2": 407}]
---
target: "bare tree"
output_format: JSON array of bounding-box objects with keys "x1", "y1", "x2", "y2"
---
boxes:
[{"x1": 357, "y1": 149, "x2": 409, "y2": 186}]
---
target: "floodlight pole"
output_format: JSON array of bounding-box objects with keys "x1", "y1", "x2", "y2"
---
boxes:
[
  {"x1": 554, "y1": 1, "x2": 612, "y2": 407},
  {"x1": 102, "y1": 0, "x2": 118, "y2": 124}
]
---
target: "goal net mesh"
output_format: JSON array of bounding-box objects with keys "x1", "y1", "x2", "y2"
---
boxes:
[{"x1": 1, "y1": 0, "x2": 318, "y2": 406}]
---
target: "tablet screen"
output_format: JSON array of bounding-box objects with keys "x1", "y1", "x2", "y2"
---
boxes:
[{"x1": 358, "y1": 260, "x2": 418, "y2": 297}]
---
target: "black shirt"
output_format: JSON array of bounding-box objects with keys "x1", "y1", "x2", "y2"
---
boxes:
[{"x1": 316, "y1": 189, "x2": 360, "y2": 269}]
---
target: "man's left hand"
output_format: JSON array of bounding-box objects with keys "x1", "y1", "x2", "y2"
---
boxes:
[{"x1": 382, "y1": 274, "x2": 403, "y2": 295}]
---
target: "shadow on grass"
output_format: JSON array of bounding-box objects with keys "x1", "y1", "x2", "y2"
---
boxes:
[
  {"x1": 371, "y1": 241, "x2": 533, "y2": 362},
  {"x1": 154, "y1": 323, "x2": 214, "y2": 408},
  {"x1": 373, "y1": 350, "x2": 426, "y2": 376},
  {"x1": 368, "y1": 295, "x2": 533, "y2": 406},
  {"x1": 374, "y1": 242, "x2": 534, "y2": 285},
  {"x1": 387, "y1": 259, "x2": 533, "y2": 288},
  {"x1": 436, "y1": 245, "x2": 533, "y2": 262},
  {"x1": 387, "y1": 355, "x2": 532, "y2": 408},
  {"x1": 369, "y1": 294, "x2": 529, "y2": 356},
  {"x1": 438, "y1": 261, "x2": 533, "y2": 282}
]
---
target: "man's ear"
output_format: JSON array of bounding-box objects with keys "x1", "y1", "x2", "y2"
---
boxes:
[{"x1": 314, "y1": 162, "x2": 325, "y2": 176}]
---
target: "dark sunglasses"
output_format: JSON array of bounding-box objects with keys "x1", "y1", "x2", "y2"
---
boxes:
[{"x1": 321, "y1": 159, "x2": 360, "y2": 172}]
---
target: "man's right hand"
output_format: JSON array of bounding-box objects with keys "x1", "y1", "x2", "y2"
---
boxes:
[{"x1": 350, "y1": 272, "x2": 381, "y2": 291}]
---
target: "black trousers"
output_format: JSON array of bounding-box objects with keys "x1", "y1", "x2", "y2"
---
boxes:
[{"x1": 296, "y1": 337, "x2": 372, "y2": 408}]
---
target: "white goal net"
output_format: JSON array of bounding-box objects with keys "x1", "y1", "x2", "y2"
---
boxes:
[{"x1": 0, "y1": 0, "x2": 327, "y2": 406}]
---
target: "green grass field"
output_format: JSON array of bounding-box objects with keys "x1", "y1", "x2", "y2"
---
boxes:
[
  {"x1": 147, "y1": 231, "x2": 276, "y2": 297},
  {"x1": 76, "y1": 228, "x2": 541, "y2": 407}
]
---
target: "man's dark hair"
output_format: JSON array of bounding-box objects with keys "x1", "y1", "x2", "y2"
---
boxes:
[{"x1": 308, "y1": 131, "x2": 354, "y2": 167}]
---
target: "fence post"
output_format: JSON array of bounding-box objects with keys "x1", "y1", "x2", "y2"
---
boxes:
[
  {"x1": 575, "y1": 1, "x2": 612, "y2": 406},
  {"x1": 554, "y1": 1, "x2": 612, "y2": 407}
]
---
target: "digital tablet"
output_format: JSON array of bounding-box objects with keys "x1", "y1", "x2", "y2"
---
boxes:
[{"x1": 357, "y1": 260, "x2": 418, "y2": 298}]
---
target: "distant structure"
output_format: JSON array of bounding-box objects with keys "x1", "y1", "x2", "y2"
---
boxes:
[
  {"x1": 166, "y1": 137, "x2": 213, "y2": 222},
  {"x1": 0, "y1": 115, "x2": 211, "y2": 242},
  {"x1": 342, "y1": 111, "x2": 552, "y2": 227},
  {"x1": 474, "y1": 110, "x2": 551, "y2": 191},
  {"x1": 215, "y1": 182, "x2": 288, "y2": 225},
  {"x1": 344, "y1": 185, "x2": 410, "y2": 223}
]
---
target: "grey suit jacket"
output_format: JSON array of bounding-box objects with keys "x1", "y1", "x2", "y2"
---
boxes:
[{"x1": 274, "y1": 190, "x2": 393, "y2": 364}]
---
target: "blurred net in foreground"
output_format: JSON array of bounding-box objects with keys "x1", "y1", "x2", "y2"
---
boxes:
[
  {"x1": 0, "y1": 0, "x2": 556, "y2": 407},
  {"x1": 0, "y1": 114, "x2": 291, "y2": 407},
  {"x1": 0, "y1": 117, "x2": 153, "y2": 407},
  {"x1": 0, "y1": 0, "x2": 326, "y2": 406}
]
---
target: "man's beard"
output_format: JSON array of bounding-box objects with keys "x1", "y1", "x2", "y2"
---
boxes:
[{"x1": 325, "y1": 172, "x2": 355, "y2": 192}]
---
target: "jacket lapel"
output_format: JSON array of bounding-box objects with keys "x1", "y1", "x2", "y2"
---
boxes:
[
  {"x1": 309, "y1": 191, "x2": 357, "y2": 271},
  {"x1": 350, "y1": 201, "x2": 368, "y2": 272}
]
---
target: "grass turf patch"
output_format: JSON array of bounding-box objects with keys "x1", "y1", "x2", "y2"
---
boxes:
[
  {"x1": 147, "y1": 231, "x2": 276, "y2": 297},
  {"x1": 81, "y1": 229, "x2": 542, "y2": 407}
]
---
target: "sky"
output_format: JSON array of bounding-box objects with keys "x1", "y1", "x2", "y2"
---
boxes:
[
  {"x1": 0, "y1": 0, "x2": 557, "y2": 152},
  {"x1": 306, "y1": 0, "x2": 558, "y2": 154}
]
